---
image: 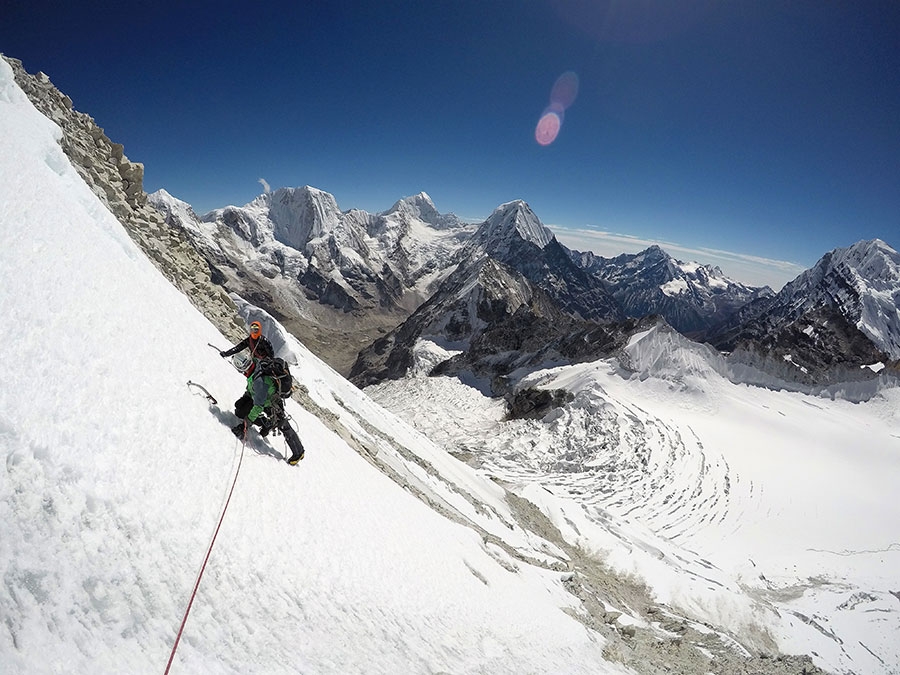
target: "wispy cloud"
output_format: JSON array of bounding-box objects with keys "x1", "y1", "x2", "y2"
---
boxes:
[
  {"x1": 548, "y1": 225, "x2": 806, "y2": 290},
  {"x1": 258, "y1": 178, "x2": 271, "y2": 194}
]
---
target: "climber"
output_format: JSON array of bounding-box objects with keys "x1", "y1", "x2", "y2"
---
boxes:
[
  {"x1": 219, "y1": 320, "x2": 273, "y2": 376},
  {"x1": 231, "y1": 339, "x2": 305, "y2": 465}
]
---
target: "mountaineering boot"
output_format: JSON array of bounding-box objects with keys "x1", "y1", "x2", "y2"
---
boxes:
[
  {"x1": 285, "y1": 428, "x2": 305, "y2": 465},
  {"x1": 231, "y1": 422, "x2": 245, "y2": 438}
]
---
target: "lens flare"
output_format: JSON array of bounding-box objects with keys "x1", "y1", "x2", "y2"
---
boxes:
[
  {"x1": 550, "y1": 71, "x2": 579, "y2": 109},
  {"x1": 534, "y1": 71, "x2": 579, "y2": 146},
  {"x1": 535, "y1": 111, "x2": 562, "y2": 146}
]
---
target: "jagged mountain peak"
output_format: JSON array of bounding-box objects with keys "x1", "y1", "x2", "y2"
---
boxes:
[
  {"x1": 384, "y1": 191, "x2": 440, "y2": 223},
  {"x1": 148, "y1": 188, "x2": 203, "y2": 233},
  {"x1": 827, "y1": 238, "x2": 899, "y2": 287},
  {"x1": 478, "y1": 200, "x2": 555, "y2": 251},
  {"x1": 788, "y1": 238, "x2": 899, "y2": 294},
  {"x1": 848, "y1": 237, "x2": 893, "y2": 254},
  {"x1": 148, "y1": 187, "x2": 178, "y2": 204},
  {"x1": 204, "y1": 184, "x2": 344, "y2": 251},
  {"x1": 776, "y1": 238, "x2": 900, "y2": 358},
  {"x1": 265, "y1": 185, "x2": 342, "y2": 241},
  {"x1": 243, "y1": 183, "x2": 336, "y2": 212},
  {"x1": 637, "y1": 244, "x2": 668, "y2": 260}
]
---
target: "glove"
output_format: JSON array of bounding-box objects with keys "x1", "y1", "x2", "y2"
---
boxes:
[{"x1": 256, "y1": 415, "x2": 272, "y2": 436}]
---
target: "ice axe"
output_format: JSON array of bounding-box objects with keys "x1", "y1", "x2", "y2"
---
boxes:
[{"x1": 186, "y1": 380, "x2": 217, "y2": 404}]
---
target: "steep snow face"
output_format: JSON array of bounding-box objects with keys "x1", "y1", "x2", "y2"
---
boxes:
[
  {"x1": 477, "y1": 200, "x2": 555, "y2": 255},
  {"x1": 776, "y1": 239, "x2": 900, "y2": 358},
  {"x1": 266, "y1": 185, "x2": 343, "y2": 250},
  {"x1": 0, "y1": 58, "x2": 625, "y2": 675}
]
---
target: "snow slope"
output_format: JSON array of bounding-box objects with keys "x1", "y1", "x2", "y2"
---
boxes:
[
  {"x1": 369, "y1": 331, "x2": 900, "y2": 675},
  {"x1": 0, "y1": 57, "x2": 626, "y2": 674}
]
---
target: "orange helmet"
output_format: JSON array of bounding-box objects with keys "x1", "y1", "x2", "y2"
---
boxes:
[{"x1": 249, "y1": 321, "x2": 262, "y2": 337}]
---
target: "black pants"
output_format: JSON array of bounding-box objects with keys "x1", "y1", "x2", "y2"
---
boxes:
[
  {"x1": 234, "y1": 394, "x2": 304, "y2": 458},
  {"x1": 234, "y1": 393, "x2": 256, "y2": 421}
]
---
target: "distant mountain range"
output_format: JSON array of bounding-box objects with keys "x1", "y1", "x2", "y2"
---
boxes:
[
  {"x1": 573, "y1": 245, "x2": 771, "y2": 334},
  {"x1": 149, "y1": 186, "x2": 475, "y2": 373},
  {"x1": 150, "y1": 184, "x2": 900, "y2": 392}
]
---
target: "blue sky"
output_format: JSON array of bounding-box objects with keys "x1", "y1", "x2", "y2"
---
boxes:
[{"x1": 3, "y1": 0, "x2": 898, "y2": 288}]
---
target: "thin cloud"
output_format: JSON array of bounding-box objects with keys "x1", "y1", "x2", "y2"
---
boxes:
[{"x1": 258, "y1": 178, "x2": 271, "y2": 194}]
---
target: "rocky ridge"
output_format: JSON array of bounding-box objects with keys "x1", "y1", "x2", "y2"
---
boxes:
[{"x1": 3, "y1": 56, "x2": 244, "y2": 344}]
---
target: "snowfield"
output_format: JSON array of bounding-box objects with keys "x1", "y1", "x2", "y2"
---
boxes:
[{"x1": 369, "y1": 335, "x2": 900, "y2": 674}]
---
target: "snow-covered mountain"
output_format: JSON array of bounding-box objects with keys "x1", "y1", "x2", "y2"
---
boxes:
[
  {"x1": 474, "y1": 198, "x2": 555, "y2": 253},
  {"x1": 708, "y1": 239, "x2": 900, "y2": 385},
  {"x1": 349, "y1": 201, "x2": 624, "y2": 387},
  {"x1": 468, "y1": 201, "x2": 622, "y2": 322},
  {"x1": 151, "y1": 172, "x2": 900, "y2": 393},
  {"x1": 777, "y1": 239, "x2": 900, "y2": 358},
  {"x1": 150, "y1": 186, "x2": 476, "y2": 374},
  {"x1": 350, "y1": 256, "x2": 563, "y2": 386},
  {"x1": 195, "y1": 186, "x2": 470, "y2": 309},
  {"x1": 573, "y1": 245, "x2": 772, "y2": 334},
  {"x1": 5, "y1": 53, "x2": 900, "y2": 675}
]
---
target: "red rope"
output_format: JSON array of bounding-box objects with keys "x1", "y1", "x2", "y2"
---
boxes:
[{"x1": 164, "y1": 422, "x2": 247, "y2": 674}]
